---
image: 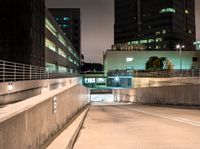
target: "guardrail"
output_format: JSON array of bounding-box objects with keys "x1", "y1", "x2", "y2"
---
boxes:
[
  {"x1": 108, "y1": 69, "x2": 200, "y2": 78},
  {"x1": 0, "y1": 60, "x2": 81, "y2": 83},
  {"x1": 0, "y1": 60, "x2": 49, "y2": 82}
]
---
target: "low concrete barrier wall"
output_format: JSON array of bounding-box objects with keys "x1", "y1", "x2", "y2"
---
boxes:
[
  {"x1": 0, "y1": 84, "x2": 90, "y2": 149},
  {"x1": 113, "y1": 84, "x2": 200, "y2": 106},
  {"x1": 0, "y1": 77, "x2": 81, "y2": 104}
]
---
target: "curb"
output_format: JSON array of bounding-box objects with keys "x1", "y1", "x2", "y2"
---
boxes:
[
  {"x1": 68, "y1": 106, "x2": 90, "y2": 149},
  {"x1": 46, "y1": 105, "x2": 90, "y2": 149}
]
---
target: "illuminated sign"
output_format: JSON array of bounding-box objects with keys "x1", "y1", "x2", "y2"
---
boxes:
[
  {"x1": 96, "y1": 78, "x2": 106, "y2": 83},
  {"x1": 85, "y1": 78, "x2": 96, "y2": 84}
]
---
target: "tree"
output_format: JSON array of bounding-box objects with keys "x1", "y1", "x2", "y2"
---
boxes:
[
  {"x1": 164, "y1": 58, "x2": 174, "y2": 71},
  {"x1": 81, "y1": 62, "x2": 103, "y2": 72},
  {"x1": 145, "y1": 56, "x2": 166, "y2": 70}
]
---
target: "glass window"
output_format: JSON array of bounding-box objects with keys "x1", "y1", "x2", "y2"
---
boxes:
[
  {"x1": 160, "y1": 8, "x2": 176, "y2": 13},
  {"x1": 58, "y1": 48, "x2": 67, "y2": 58},
  {"x1": 156, "y1": 38, "x2": 162, "y2": 42},
  {"x1": 45, "y1": 19, "x2": 57, "y2": 37},
  {"x1": 46, "y1": 63, "x2": 57, "y2": 73},
  {"x1": 140, "y1": 40, "x2": 148, "y2": 44},
  {"x1": 162, "y1": 30, "x2": 166, "y2": 34},
  {"x1": 68, "y1": 56, "x2": 74, "y2": 63},
  {"x1": 156, "y1": 31, "x2": 161, "y2": 35},
  {"x1": 58, "y1": 34, "x2": 67, "y2": 46},
  {"x1": 58, "y1": 66, "x2": 68, "y2": 73},
  {"x1": 63, "y1": 17, "x2": 69, "y2": 21},
  {"x1": 45, "y1": 38, "x2": 57, "y2": 52}
]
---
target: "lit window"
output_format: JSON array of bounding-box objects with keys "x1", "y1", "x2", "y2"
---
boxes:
[
  {"x1": 45, "y1": 38, "x2": 57, "y2": 52},
  {"x1": 156, "y1": 38, "x2": 162, "y2": 42},
  {"x1": 126, "y1": 58, "x2": 134, "y2": 62},
  {"x1": 68, "y1": 56, "x2": 74, "y2": 63},
  {"x1": 58, "y1": 48, "x2": 67, "y2": 58},
  {"x1": 132, "y1": 41, "x2": 139, "y2": 44},
  {"x1": 45, "y1": 18, "x2": 57, "y2": 36},
  {"x1": 63, "y1": 17, "x2": 69, "y2": 21},
  {"x1": 160, "y1": 8, "x2": 176, "y2": 13},
  {"x1": 140, "y1": 40, "x2": 148, "y2": 44},
  {"x1": 162, "y1": 30, "x2": 166, "y2": 34},
  {"x1": 148, "y1": 39, "x2": 154, "y2": 43},
  {"x1": 63, "y1": 24, "x2": 68, "y2": 28},
  {"x1": 46, "y1": 63, "x2": 57, "y2": 73},
  {"x1": 185, "y1": 10, "x2": 189, "y2": 14},
  {"x1": 156, "y1": 31, "x2": 161, "y2": 35},
  {"x1": 58, "y1": 66, "x2": 68, "y2": 73}
]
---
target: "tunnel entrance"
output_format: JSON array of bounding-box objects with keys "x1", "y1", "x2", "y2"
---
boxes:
[{"x1": 90, "y1": 89, "x2": 114, "y2": 103}]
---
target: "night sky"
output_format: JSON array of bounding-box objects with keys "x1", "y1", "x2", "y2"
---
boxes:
[{"x1": 46, "y1": 0, "x2": 200, "y2": 63}]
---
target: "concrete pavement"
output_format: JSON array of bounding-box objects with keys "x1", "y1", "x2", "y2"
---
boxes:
[{"x1": 74, "y1": 103, "x2": 200, "y2": 149}]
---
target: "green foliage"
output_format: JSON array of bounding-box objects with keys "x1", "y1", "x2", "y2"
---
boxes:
[
  {"x1": 163, "y1": 58, "x2": 174, "y2": 70},
  {"x1": 81, "y1": 62, "x2": 103, "y2": 72},
  {"x1": 145, "y1": 56, "x2": 167, "y2": 70}
]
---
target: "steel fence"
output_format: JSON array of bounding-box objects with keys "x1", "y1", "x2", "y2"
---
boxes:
[{"x1": 0, "y1": 60, "x2": 49, "y2": 82}]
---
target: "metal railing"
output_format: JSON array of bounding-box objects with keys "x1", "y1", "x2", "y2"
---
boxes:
[
  {"x1": 0, "y1": 60, "x2": 49, "y2": 82},
  {"x1": 108, "y1": 69, "x2": 200, "y2": 78}
]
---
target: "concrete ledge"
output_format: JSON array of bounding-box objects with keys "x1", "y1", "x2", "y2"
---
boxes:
[{"x1": 46, "y1": 105, "x2": 90, "y2": 149}]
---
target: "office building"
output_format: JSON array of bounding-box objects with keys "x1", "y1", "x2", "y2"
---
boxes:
[
  {"x1": 0, "y1": 2, "x2": 80, "y2": 75},
  {"x1": 0, "y1": 0, "x2": 45, "y2": 66},
  {"x1": 45, "y1": 9, "x2": 80, "y2": 74},
  {"x1": 49, "y1": 8, "x2": 81, "y2": 56},
  {"x1": 114, "y1": 0, "x2": 196, "y2": 51},
  {"x1": 112, "y1": 43, "x2": 146, "y2": 51}
]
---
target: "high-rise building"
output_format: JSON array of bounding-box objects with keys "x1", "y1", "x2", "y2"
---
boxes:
[
  {"x1": 49, "y1": 8, "x2": 81, "y2": 56},
  {"x1": 0, "y1": 1, "x2": 80, "y2": 75},
  {"x1": 0, "y1": 0, "x2": 45, "y2": 66},
  {"x1": 114, "y1": 0, "x2": 196, "y2": 51}
]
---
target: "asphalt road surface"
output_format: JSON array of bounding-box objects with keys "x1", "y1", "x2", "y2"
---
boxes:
[{"x1": 74, "y1": 103, "x2": 200, "y2": 149}]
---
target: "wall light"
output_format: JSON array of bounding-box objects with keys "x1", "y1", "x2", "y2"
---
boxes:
[{"x1": 7, "y1": 83, "x2": 14, "y2": 91}]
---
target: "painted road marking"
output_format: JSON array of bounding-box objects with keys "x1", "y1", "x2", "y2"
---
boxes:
[{"x1": 117, "y1": 105, "x2": 200, "y2": 127}]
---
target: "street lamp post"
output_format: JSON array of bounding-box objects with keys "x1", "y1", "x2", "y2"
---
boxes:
[{"x1": 176, "y1": 44, "x2": 185, "y2": 75}]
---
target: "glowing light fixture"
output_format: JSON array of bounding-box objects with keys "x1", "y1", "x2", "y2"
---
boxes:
[
  {"x1": 7, "y1": 83, "x2": 14, "y2": 91},
  {"x1": 126, "y1": 58, "x2": 134, "y2": 62},
  {"x1": 114, "y1": 76, "x2": 120, "y2": 82}
]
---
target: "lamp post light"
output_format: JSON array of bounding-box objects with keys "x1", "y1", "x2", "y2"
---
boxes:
[{"x1": 176, "y1": 44, "x2": 185, "y2": 73}]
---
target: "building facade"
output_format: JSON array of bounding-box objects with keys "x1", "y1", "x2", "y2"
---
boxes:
[
  {"x1": 0, "y1": 0, "x2": 45, "y2": 66},
  {"x1": 45, "y1": 9, "x2": 80, "y2": 75},
  {"x1": 194, "y1": 41, "x2": 200, "y2": 50},
  {"x1": 49, "y1": 8, "x2": 81, "y2": 56},
  {"x1": 104, "y1": 50, "x2": 200, "y2": 76},
  {"x1": 114, "y1": 0, "x2": 196, "y2": 51}
]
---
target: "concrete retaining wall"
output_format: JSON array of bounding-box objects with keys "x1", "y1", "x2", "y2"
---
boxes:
[
  {"x1": 0, "y1": 77, "x2": 80, "y2": 104},
  {"x1": 113, "y1": 84, "x2": 200, "y2": 106},
  {"x1": 0, "y1": 84, "x2": 90, "y2": 149}
]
